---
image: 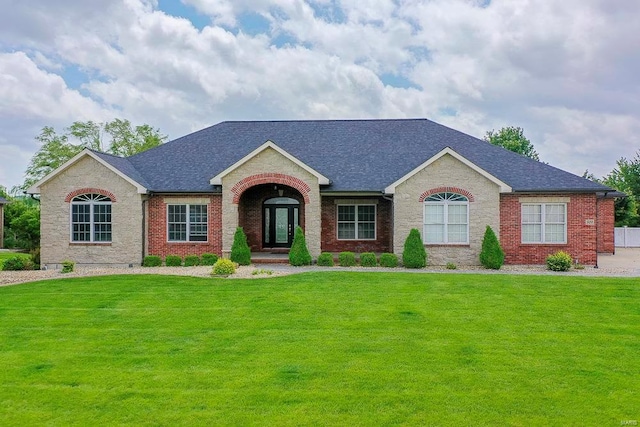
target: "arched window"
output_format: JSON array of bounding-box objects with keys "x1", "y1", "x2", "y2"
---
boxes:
[
  {"x1": 423, "y1": 192, "x2": 469, "y2": 244},
  {"x1": 70, "y1": 194, "x2": 112, "y2": 242}
]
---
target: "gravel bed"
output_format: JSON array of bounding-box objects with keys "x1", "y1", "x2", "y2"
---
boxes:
[{"x1": 1, "y1": 262, "x2": 637, "y2": 288}]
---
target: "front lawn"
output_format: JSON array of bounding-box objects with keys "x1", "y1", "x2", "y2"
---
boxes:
[{"x1": 0, "y1": 272, "x2": 638, "y2": 425}]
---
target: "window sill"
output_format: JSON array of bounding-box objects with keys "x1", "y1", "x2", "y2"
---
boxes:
[
  {"x1": 520, "y1": 243, "x2": 567, "y2": 246},
  {"x1": 69, "y1": 242, "x2": 112, "y2": 246},
  {"x1": 336, "y1": 239, "x2": 377, "y2": 241},
  {"x1": 166, "y1": 241, "x2": 209, "y2": 244}
]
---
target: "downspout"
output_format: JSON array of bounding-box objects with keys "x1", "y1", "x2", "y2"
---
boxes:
[
  {"x1": 382, "y1": 193, "x2": 394, "y2": 253},
  {"x1": 141, "y1": 194, "x2": 149, "y2": 266},
  {"x1": 594, "y1": 192, "x2": 606, "y2": 269}
]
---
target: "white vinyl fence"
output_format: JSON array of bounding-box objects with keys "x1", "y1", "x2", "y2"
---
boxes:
[{"x1": 615, "y1": 227, "x2": 640, "y2": 247}]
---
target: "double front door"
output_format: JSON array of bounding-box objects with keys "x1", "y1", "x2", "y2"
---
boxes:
[{"x1": 263, "y1": 198, "x2": 299, "y2": 248}]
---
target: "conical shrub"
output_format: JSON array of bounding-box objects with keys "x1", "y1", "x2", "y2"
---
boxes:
[
  {"x1": 402, "y1": 228, "x2": 427, "y2": 268},
  {"x1": 479, "y1": 225, "x2": 505, "y2": 269},
  {"x1": 289, "y1": 226, "x2": 312, "y2": 266},
  {"x1": 230, "y1": 227, "x2": 251, "y2": 266}
]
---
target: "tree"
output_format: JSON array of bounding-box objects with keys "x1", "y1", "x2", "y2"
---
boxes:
[
  {"x1": 3, "y1": 196, "x2": 40, "y2": 250},
  {"x1": 230, "y1": 227, "x2": 251, "y2": 266},
  {"x1": 479, "y1": 225, "x2": 504, "y2": 270},
  {"x1": 402, "y1": 228, "x2": 427, "y2": 268},
  {"x1": 602, "y1": 152, "x2": 640, "y2": 227},
  {"x1": 20, "y1": 119, "x2": 166, "y2": 192},
  {"x1": 288, "y1": 226, "x2": 312, "y2": 266},
  {"x1": 484, "y1": 126, "x2": 540, "y2": 161}
]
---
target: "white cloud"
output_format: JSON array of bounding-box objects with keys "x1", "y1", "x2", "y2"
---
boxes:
[{"x1": 0, "y1": 0, "x2": 639, "y2": 189}]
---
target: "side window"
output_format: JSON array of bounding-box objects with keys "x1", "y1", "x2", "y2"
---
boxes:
[
  {"x1": 423, "y1": 192, "x2": 469, "y2": 244},
  {"x1": 70, "y1": 194, "x2": 112, "y2": 242},
  {"x1": 167, "y1": 204, "x2": 208, "y2": 242}
]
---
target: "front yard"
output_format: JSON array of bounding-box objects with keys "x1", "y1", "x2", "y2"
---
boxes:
[{"x1": 0, "y1": 272, "x2": 637, "y2": 425}]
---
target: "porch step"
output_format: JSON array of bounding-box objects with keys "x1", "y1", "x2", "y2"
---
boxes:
[{"x1": 251, "y1": 252, "x2": 290, "y2": 264}]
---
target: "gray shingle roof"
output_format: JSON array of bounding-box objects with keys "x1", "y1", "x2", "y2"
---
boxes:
[
  {"x1": 105, "y1": 119, "x2": 610, "y2": 194},
  {"x1": 90, "y1": 150, "x2": 150, "y2": 189}
]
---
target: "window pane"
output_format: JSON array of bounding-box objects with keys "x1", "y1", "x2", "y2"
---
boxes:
[
  {"x1": 545, "y1": 224, "x2": 565, "y2": 243},
  {"x1": 522, "y1": 205, "x2": 542, "y2": 223},
  {"x1": 522, "y1": 224, "x2": 542, "y2": 243},
  {"x1": 188, "y1": 205, "x2": 208, "y2": 241},
  {"x1": 264, "y1": 208, "x2": 270, "y2": 244},
  {"x1": 447, "y1": 224, "x2": 467, "y2": 243},
  {"x1": 424, "y1": 205, "x2": 444, "y2": 224},
  {"x1": 338, "y1": 223, "x2": 355, "y2": 239},
  {"x1": 338, "y1": 206, "x2": 355, "y2": 221},
  {"x1": 357, "y1": 205, "x2": 375, "y2": 222},
  {"x1": 168, "y1": 223, "x2": 187, "y2": 241},
  {"x1": 358, "y1": 222, "x2": 375, "y2": 239},
  {"x1": 424, "y1": 224, "x2": 444, "y2": 243},
  {"x1": 448, "y1": 204, "x2": 467, "y2": 224},
  {"x1": 545, "y1": 204, "x2": 565, "y2": 223}
]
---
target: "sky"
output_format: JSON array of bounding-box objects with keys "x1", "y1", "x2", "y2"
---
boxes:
[{"x1": 1, "y1": 0, "x2": 639, "y2": 191}]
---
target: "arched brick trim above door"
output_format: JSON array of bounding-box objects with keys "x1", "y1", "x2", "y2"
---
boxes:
[
  {"x1": 418, "y1": 186, "x2": 475, "y2": 202},
  {"x1": 231, "y1": 173, "x2": 311, "y2": 204},
  {"x1": 65, "y1": 188, "x2": 117, "y2": 202}
]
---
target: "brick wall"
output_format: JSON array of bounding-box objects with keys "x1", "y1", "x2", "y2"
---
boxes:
[
  {"x1": 597, "y1": 197, "x2": 615, "y2": 254},
  {"x1": 321, "y1": 196, "x2": 392, "y2": 253},
  {"x1": 147, "y1": 194, "x2": 222, "y2": 258},
  {"x1": 500, "y1": 193, "x2": 599, "y2": 265}
]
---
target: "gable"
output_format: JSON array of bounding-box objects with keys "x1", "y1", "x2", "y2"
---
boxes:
[
  {"x1": 28, "y1": 149, "x2": 147, "y2": 194},
  {"x1": 385, "y1": 147, "x2": 512, "y2": 194},
  {"x1": 210, "y1": 140, "x2": 330, "y2": 186}
]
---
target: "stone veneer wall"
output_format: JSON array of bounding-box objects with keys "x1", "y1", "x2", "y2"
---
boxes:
[
  {"x1": 321, "y1": 196, "x2": 392, "y2": 253},
  {"x1": 392, "y1": 153, "x2": 501, "y2": 266},
  {"x1": 221, "y1": 147, "x2": 322, "y2": 257},
  {"x1": 147, "y1": 194, "x2": 223, "y2": 258},
  {"x1": 40, "y1": 155, "x2": 144, "y2": 268},
  {"x1": 500, "y1": 193, "x2": 599, "y2": 265}
]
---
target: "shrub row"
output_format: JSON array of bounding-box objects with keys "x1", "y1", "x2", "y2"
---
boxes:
[
  {"x1": 142, "y1": 253, "x2": 219, "y2": 267},
  {"x1": 316, "y1": 252, "x2": 399, "y2": 268}
]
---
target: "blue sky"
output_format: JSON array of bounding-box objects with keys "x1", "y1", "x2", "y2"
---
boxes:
[{"x1": 1, "y1": 0, "x2": 639, "y2": 191}]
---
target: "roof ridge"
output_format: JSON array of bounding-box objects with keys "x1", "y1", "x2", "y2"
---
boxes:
[{"x1": 219, "y1": 118, "x2": 430, "y2": 124}]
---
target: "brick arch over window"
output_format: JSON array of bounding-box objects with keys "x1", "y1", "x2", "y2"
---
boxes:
[
  {"x1": 418, "y1": 187, "x2": 475, "y2": 202},
  {"x1": 231, "y1": 173, "x2": 311, "y2": 204},
  {"x1": 65, "y1": 188, "x2": 117, "y2": 203}
]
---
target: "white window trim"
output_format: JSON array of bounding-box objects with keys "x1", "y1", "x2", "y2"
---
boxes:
[
  {"x1": 336, "y1": 204, "x2": 377, "y2": 241},
  {"x1": 521, "y1": 203, "x2": 567, "y2": 244},
  {"x1": 69, "y1": 196, "x2": 112, "y2": 243},
  {"x1": 166, "y1": 204, "x2": 209, "y2": 243},
  {"x1": 423, "y1": 195, "x2": 470, "y2": 245}
]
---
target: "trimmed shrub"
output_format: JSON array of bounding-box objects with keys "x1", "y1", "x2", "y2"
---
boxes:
[
  {"x1": 201, "y1": 253, "x2": 219, "y2": 266},
  {"x1": 289, "y1": 226, "x2": 312, "y2": 266},
  {"x1": 2, "y1": 256, "x2": 33, "y2": 271},
  {"x1": 184, "y1": 255, "x2": 201, "y2": 266},
  {"x1": 230, "y1": 227, "x2": 251, "y2": 266},
  {"x1": 338, "y1": 251, "x2": 357, "y2": 267},
  {"x1": 316, "y1": 252, "x2": 335, "y2": 267},
  {"x1": 379, "y1": 253, "x2": 398, "y2": 268},
  {"x1": 143, "y1": 255, "x2": 162, "y2": 267},
  {"x1": 212, "y1": 258, "x2": 236, "y2": 276},
  {"x1": 446, "y1": 262, "x2": 457, "y2": 270},
  {"x1": 165, "y1": 255, "x2": 182, "y2": 267},
  {"x1": 546, "y1": 251, "x2": 573, "y2": 272},
  {"x1": 61, "y1": 260, "x2": 75, "y2": 273},
  {"x1": 360, "y1": 252, "x2": 377, "y2": 267},
  {"x1": 479, "y1": 225, "x2": 505, "y2": 270},
  {"x1": 402, "y1": 229, "x2": 427, "y2": 268}
]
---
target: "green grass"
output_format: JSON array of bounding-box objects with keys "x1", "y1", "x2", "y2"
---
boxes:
[
  {"x1": 0, "y1": 272, "x2": 638, "y2": 425},
  {"x1": 0, "y1": 252, "x2": 30, "y2": 269}
]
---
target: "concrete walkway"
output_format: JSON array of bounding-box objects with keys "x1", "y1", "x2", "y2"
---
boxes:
[{"x1": 597, "y1": 248, "x2": 640, "y2": 272}]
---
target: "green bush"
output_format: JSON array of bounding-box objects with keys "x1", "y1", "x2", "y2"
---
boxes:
[
  {"x1": 338, "y1": 252, "x2": 357, "y2": 267},
  {"x1": 142, "y1": 255, "x2": 162, "y2": 267},
  {"x1": 212, "y1": 258, "x2": 236, "y2": 276},
  {"x1": 446, "y1": 262, "x2": 457, "y2": 270},
  {"x1": 30, "y1": 247, "x2": 41, "y2": 269},
  {"x1": 184, "y1": 255, "x2": 200, "y2": 266},
  {"x1": 2, "y1": 256, "x2": 34, "y2": 271},
  {"x1": 402, "y1": 229, "x2": 427, "y2": 268},
  {"x1": 165, "y1": 255, "x2": 182, "y2": 267},
  {"x1": 546, "y1": 251, "x2": 573, "y2": 272},
  {"x1": 61, "y1": 260, "x2": 75, "y2": 273},
  {"x1": 316, "y1": 252, "x2": 335, "y2": 267},
  {"x1": 201, "y1": 253, "x2": 219, "y2": 266},
  {"x1": 230, "y1": 227, "x2": 251, "y2": 266},
  {"x1": 479, "y1": 225, "x2": 505, "y2": 270},
  {"x1": 289, "y1": 226, "x2": 312, "y2": 266},
  {"x1": 379, "y1": 253, "x2": 398, "y2": 268},
  {"x1": 360, "y1": 252, "x2": 377, "y2": 267}
]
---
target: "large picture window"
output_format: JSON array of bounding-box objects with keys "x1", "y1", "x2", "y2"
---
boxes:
[
  {"x1": 70, "y1": 194, "x2": 112, "y2": 242},
  {"x1": 337, "y1": 205, "x2": 376, "y2": 240},
  {"x1": 167, "y1": 204, "x2": 208, "y2": 242},
  {"x1": 423, "y1": 192, "x2": 469, "y2": 244},
  {"x1": 521, "y1": 203, "x2": 566, "y2": 243}
]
